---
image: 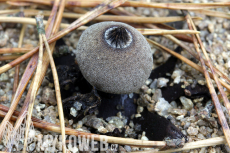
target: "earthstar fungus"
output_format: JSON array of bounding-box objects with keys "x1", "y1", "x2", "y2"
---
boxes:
[{"x1": 75, "y1": 22, "x2": 153, "y2": 94}]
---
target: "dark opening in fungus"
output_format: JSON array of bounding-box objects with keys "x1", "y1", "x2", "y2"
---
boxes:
[{"x1": 104, "y1": 26, "x2": 132, "y2": 49}]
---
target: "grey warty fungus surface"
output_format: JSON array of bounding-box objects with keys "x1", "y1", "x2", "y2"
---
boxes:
[{"x1": 75, "y1": 21, "x2": 153, "y2": 94}]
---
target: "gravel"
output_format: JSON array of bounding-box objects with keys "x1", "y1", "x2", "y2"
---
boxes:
[{"x1": 0, "y1": 1, "x2": 230, "y2": 153}]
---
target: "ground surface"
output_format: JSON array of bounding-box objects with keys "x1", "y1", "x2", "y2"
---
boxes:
[{"x1": 0, "y1": 1, "x2": 230, "y2": 153}]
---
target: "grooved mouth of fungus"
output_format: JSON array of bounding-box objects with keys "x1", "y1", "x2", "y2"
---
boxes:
[{"x1": 104, "y1": 26, "x2": 133, "y2": 49}]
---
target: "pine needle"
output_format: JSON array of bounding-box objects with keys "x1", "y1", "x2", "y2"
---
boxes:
[
  {"x1": 38, "y1": 16, "x2": 67, "y2": 153},
  {"x1": 146, "y1": 38, "x2": 230, "y2": 92},
  {"x1": 22, "y1": 15, "x2": 44, "y2": 153},
  {"x1": 5, "y1": 0, "x2": 230, "y2": 10},
  {"x1": 0, "y1": 55, "x2": 20, "y2": 61},
  {"x1": 183, "y1": 11, "x2": 230, "y2": 147},
  {"x1": 0, "y1": 9, "x2": 202, "y2": 24},
  {"x1": 11, "y1": 24, "x2": 26, "y2": 104},
  {"x1": 0, "y1": 48, "x2": 31, "y2": 54},
  {"x1": 138, "y1": 29, "x2": 199, "y2": 35},
  {"x1": 0, "y1": 0, "x2": 62, "y2": 143},
  {"x1": 0, "y1": 16, "x2": 82, "y2": 29},
  {"x1": 0, "y1": 104, "x2": 166, "y2": 149},
  {"x1": 130, "y1": 136, "x2": 226, "y2": 153},
  {"x1": 193, "y1": 9, "x2": 230, "y2": 19}
]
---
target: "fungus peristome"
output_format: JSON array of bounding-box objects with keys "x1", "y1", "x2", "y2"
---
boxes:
[{"x1": 75, "y1": 22, "x2": 153, "y2": 94}]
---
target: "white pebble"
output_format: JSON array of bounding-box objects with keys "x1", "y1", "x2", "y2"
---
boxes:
[
  {"x1": 70, "y1": 107, "x2": 77, "y2": 117},
  {"x1": 157, "y1": 78, "x2": 169, "y2": 88},
  {"x1": 0, "y1": 73, "x2": 9, "y2": 81},
  {"x1": 155, "y1": 98, "x2": 172, "y2": 117},
  {"x1": 180, "y1": 96, "x2": 194, "y2": 110}
]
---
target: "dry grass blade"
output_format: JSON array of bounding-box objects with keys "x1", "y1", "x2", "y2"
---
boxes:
[
  {"x1": 123, "y1": 1, "x2": 230, "y2": 9},
  {"x1": 37, "y1": 14, "x2": 67, "y2": 152},
  {"x1": 130, "y1": 136, "x2": 226, "y2": 153},
  {"x1": 0, "y1": 0, "x2": 126, "y2": 74},
  {"x1": 183, "y1": 11, "x2": 230, "y2": 147},
  {"x1": 193, "y1": 9, "x2": 230, "y2": 19},
  {"x1": 0, "y1": 55, "x2": 20, "y2": 61},
  {"x1": 0, "y1": 9, "x2": 21, "y2": 14},
  {"x1": 0, "y1": 104, "x2": 166, "y2": 149},
  {"x1": 0, "y1": 17, "x2": 200, "y2": 36},
  {"x1": 146, "y1": 38, "x2": 230, "y2": 92},
  {"x1": 138, "y1": 29, "x2": 199, "y2": 35},
  {"x1": 42, "y1": 33, "x2": 66, "y2": 153},
  {"x1": 7, "y1": 23, "x2": 26, "y2": 131},
  {"x1": 0, "y1": 48, "x2": 31, "y2": 54},
  {"x1": 6, "y1": 0, "x2": 230, "y2": 9},
  {"x1": 22, "y1": 16, "x2": 44, "y2": 153},
  {"x1": 7, "y1": 0, "x2": 30, "y2": 6},
  {"x1": 0, "y1": 16, "x2": 85, "y2": 29},
  {"x1": 43, "y1": 11, "x2": 203, "y2": 23},
  {"x1": 0, "y1": 9, "x2": 202, "y2": 24},
  {"x1": 11, "y1": 24, "x2": 26, "y2": 102},
  {"x1": 11, "y1": 64, "x2": 20, "y2": 103}
]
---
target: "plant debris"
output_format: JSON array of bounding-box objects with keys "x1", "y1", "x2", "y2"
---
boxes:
[{"x1": 0, "y1": 0, "x2": 230, "y2": 152}]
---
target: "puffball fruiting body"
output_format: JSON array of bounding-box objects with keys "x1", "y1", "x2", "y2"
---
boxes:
[{"x1": 75, "y1": 22, "x2": 153, "y2": 94}]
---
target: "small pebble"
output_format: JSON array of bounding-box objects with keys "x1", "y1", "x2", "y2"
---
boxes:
[
  {"x1": 41, "y1": 87, "x2": 56, "y2": 105},
  {"x1": 187, "y1": 127, "x2": 199, "y2": 136},
  {"x1": 155, "y1": 98, "x2": 172, "y2": 117},
  {"x1": 0, "y1": 73, "x2": 9, "y2": 81},
  {"x1": 180, "y1": 96, "x2": 194, "y2": 110},
  {"x1": 157, "y1": 78, "x2": 169, "y2": 88}
]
